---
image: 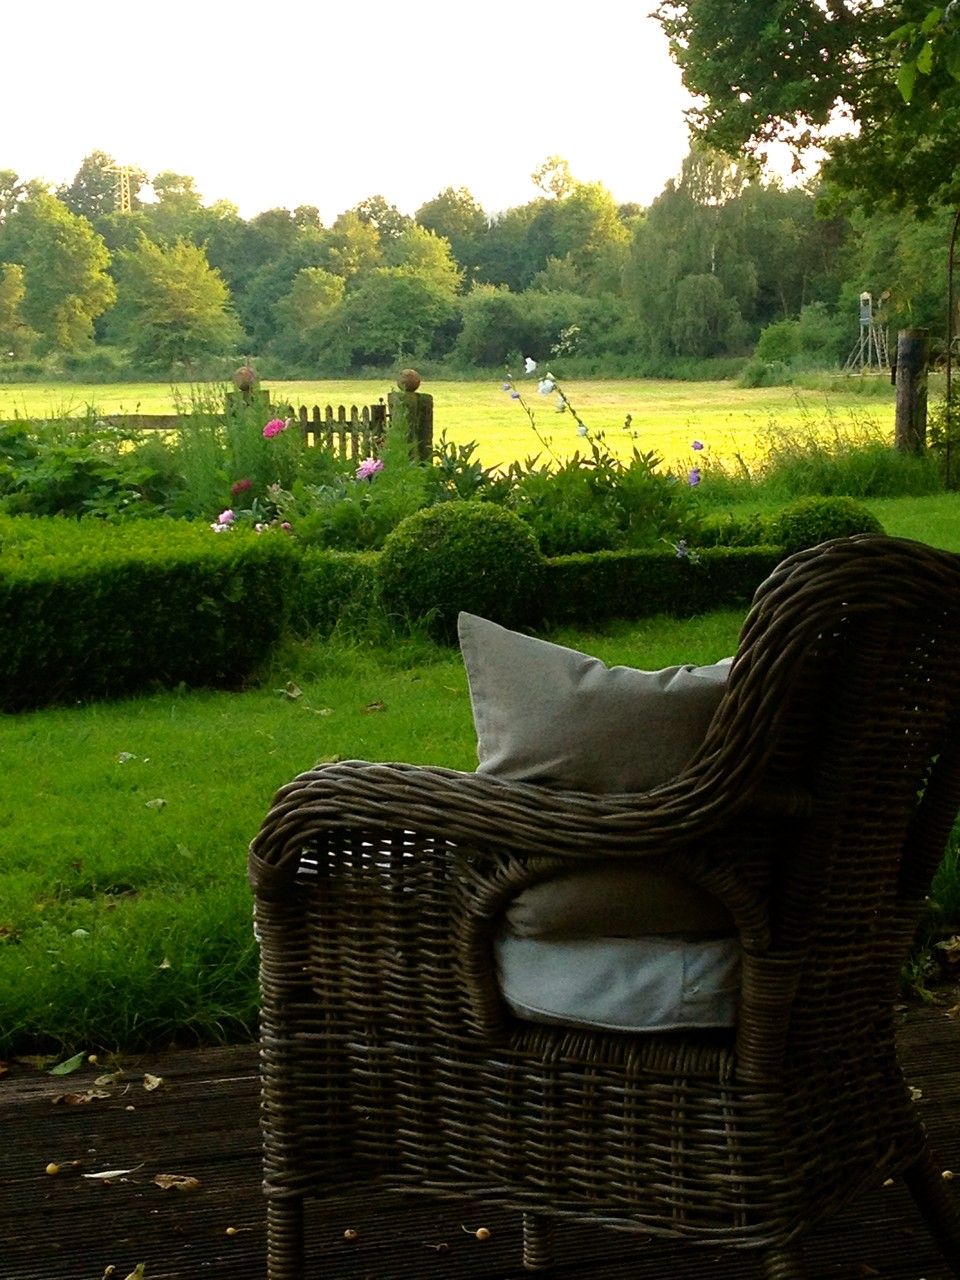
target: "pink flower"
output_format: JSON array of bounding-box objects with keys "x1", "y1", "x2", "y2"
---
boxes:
[
  {"x1": 262, "y1": 418, "x2": 287, "y2": 439},
  {"x1": 217, "y1": 508, "x2": 235, "y2": 524},
  {"x1": 231, "y1": 478, "x2": 252, "y2": 496},
  {"x1": 356, "y1": 457, "x2": 384, "y2": 481}
]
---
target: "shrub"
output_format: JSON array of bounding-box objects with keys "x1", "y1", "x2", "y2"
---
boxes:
[
  {"x1": 378, "y1": 502, "x2": 546, "y2": 638},
  {"x1": 544, "y1": 547, "x2": 783, "y2": 624},
  {"x1": 0, "y1": 517, "x2": 298, "y2": 709},
  {"x1": 769, "y1": 496, "x2": 884, "y2": 556}
]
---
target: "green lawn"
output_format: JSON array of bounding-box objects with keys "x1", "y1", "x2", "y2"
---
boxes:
[{"x1": 0, "y1": 375, "x2": 907, "y2": 472}]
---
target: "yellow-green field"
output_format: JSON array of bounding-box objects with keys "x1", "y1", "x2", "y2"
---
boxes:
[{"x1": 0, "y1": 377, "x2": 903, "y2": 472}]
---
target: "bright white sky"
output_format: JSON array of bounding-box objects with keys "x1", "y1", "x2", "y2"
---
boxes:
[{"x1": 6, "y1": 0, "x2": 700, "y2": 222}]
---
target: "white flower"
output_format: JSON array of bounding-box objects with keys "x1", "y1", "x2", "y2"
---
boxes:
[
  {"x1": 555, "y1": 394, "x2": 567, "y2": 412},
  {"x1": 577, "y1": 424, "x2": 588, "y2": 437},
  {"x1": 524, "y1": 356, "x2": 537, "y2": 374},
  {"x1": 537, "y1": 379, "x2": 555, "y2": 395}
]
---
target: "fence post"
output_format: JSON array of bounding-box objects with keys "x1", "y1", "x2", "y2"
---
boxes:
[
  {"x1": 894, "y1": 327, "x2": 929, "y2": 455},
  {"x1": 387, "y1": 391, "x2": 433, "y2": 462}
]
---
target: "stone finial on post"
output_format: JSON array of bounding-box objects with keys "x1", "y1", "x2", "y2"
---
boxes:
[
  {"x1": 388, "y1": 369, "x2": 433, "y2": 462},
  {"x1": 893, "y1": 329, "x2": 929, "y2": 456}
]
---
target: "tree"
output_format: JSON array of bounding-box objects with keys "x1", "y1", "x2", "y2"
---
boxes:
[
  {"x1": 653, "y1": 0, "x2": 960, "y2": 215},
  {"x1": 0, "y1": 190, "x2": 116, "y2": 351},
  {"x1": 58, "y1": 150, "x2": 145, "y2": 220},
  {"x1": 338, "y1": 269, "x2": 459, "y2": 366},
  {"x1": 531, "y1": 155, "x2": 575, "y2": 199},
  {"x1": 415, "y1": 186, "x2": 488, "y2": 281},
  {"x1": 351, "y1": 194, "x2": 411, "y2": 241},
  {"x1": 110, "y1": 234, "x2": 242, "y2": 369},
  {"x1": 384, "y1": 224, "x2": 463, "y2": 295},
  {"x1": 270, "y1": 267, "x2": 346, "y2": 368},
  {"x1": 0, "y1": 263, "x2": 37, "y2": 357},
  {"x1": 322, "y1": 211, "x2": 383, "y2": 281}
]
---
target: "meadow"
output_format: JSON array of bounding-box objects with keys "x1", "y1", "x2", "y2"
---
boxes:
[{"x1": 0, "y1": 374, "x2": 904, "y2": 474}]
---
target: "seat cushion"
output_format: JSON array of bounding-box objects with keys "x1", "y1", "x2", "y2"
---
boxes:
[
  {"x1": 505, "y1": 863, "x2": 734, "y2": 939},
  {"x1": 496, "y1": 933, "x2": 741, "y2": 1031},
  {"x1": 458, "y1": 612, "x2": 732, "y2": 794}
]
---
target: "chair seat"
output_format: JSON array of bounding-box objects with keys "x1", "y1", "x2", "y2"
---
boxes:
[{"x1": 496, "y1": 931, "x2": 741, "y2": 1031}]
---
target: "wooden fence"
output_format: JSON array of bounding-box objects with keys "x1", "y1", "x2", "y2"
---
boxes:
[{"x1": 80, "y1": 391, "x2": 433, "y2": 463}]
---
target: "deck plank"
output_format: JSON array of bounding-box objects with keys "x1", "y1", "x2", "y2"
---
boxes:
[{"x1": 3, "y1": 1007, "x2": 958, "y2": 1279}]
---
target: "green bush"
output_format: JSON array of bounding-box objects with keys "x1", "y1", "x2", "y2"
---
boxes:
[
  {"x1": 288, "y1": 548, "x2": 380, "y2": 635},
  {"x1": 378, "y1": 502, "x2": 546, "y2": 638},
  {"x1": 769, "y1": 496, "x2": 885, "y2": 556},
  {"x1": 544, "y1": 546, "x2": 783, "y2": 625},
  {"x1": 0, "y1": 518, "x2": 299, "y2": 710},
  {"x1": 696, "y1": 510, "x2": 770, "y2": 548}
]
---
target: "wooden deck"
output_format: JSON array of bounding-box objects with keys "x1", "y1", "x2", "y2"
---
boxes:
[{"x1": 4, "y1": 1000, "x2": 959, "y2": 1280}]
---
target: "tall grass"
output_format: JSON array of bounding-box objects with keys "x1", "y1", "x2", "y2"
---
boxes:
[{"x1": 695, "y1": 408, "x2": 944, "y2": 507}]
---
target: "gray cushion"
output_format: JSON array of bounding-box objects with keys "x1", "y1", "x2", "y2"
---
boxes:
[
  {"x1": 496, "y1": 933, "x2": 740, "y2": 1031},
  {"x1": 458, "y1": 612, "x2": 731, "y2": 794},
  {"x1": 505, "y1": 863, "x2": 734, "y2": 940}
]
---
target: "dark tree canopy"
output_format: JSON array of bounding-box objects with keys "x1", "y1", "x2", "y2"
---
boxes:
[{"x1": 654, "y1": 0, "x2": 960, "y2": 215}]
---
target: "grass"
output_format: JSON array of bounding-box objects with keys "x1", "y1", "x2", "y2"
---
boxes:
[
  {"x1": 0, "y1": 375, "x2": 909, "y2": 474},
  {"x1": 0, "y1": 614, "x2": 743, "y2": 1058}
]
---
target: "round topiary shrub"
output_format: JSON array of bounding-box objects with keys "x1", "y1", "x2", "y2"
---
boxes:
[
  {"x1": 378, "y1": 502, "x2": 546, "y2": 638},
  {"x1": 769, "y1": 496, "x2": 885, "y2": 556}
]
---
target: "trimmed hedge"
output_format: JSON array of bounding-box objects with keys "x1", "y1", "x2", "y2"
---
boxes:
[
  {"x1": 0, "y1": 515, "x2": 837, "y2": 710},
  {"x1": 0, "y1": 518, "x2": 299, "y2": 711},
  {"x1": 542, "y1": 547, "x2": 784, "y2": 625}
]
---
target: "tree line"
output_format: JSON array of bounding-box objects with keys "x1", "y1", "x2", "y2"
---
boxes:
[{"x1": 0, "y1": 147, "x2": 955, "y2": 380}]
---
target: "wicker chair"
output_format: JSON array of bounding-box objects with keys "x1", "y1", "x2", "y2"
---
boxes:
[{"x1": 249, "y1": 534, "x2": 960, "y2": 1280}]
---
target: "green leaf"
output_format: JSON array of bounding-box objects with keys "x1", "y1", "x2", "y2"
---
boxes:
[
  {"x1": 50, "y1": 1051, "x2": 86, "y2": 1076},
  {"x1": 945, "y1": 30, "x2": 960, "y2": 77},
  {"x1": 921, "y1": 8, "x2": 944, "y2": 34},
  {"x1": 917, "y1": 40, "x2": 935, "y2": 73},
  {"x1": 898, "y1": 59, "x2": 918, "y2": 102}
]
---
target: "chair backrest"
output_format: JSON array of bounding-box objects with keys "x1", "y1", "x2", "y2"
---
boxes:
[{"x1": 696, "y1": 535, "x2": 960, "y2": 1027}]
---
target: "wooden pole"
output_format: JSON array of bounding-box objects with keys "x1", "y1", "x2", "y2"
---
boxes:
[
  {"x1": 894, "y1": 328, "x2": 929, "y2": 456},
  {"x1": 387, "y1": 391, "x2": 434, "y2": 462}
]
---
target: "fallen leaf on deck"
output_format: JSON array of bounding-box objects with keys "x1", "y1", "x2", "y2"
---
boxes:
[
  {"x1": 142, "y1": 1073, "x2": 163, "y2": 1091},
  {"x1": 83, "y1": 1164, "x2": 144, "y2": 1180},
  {"x1": 153, "y1": 1173, "x2": 200, "y2": 1192},
  {"x1": 52, "y1": 1089, "x2": 111, "y2": 1105},
  {"x1": 95, "y1": 1071, "x2": 123, "y2": 1087},
  {"x1": 50, "y1": 1051, "x2": 86, "y2": 1076},
  {"x1": 122, "y1": 1266, "x2": 147, "y2": 1280}
]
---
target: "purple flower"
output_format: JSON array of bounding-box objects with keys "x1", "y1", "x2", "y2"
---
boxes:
[
  {"x1": 262, "y1": 418, "x2": 287, "y2": 439},
  {"x1": 688, "y1": 467, "x2": 702, "y2": 487},
  {"x1": 356, "y1": 457, "x2": 384, "y2": 481},
  {"x1": 502, "y1": 382, "x2": 512, "y2": 392},
  {"x1": 676, "y1": 539, "x2": 688, "y2": 559},
  {"x1": 692, "y1": 440, "x2": 704, "y2": 451},
  {"x1": 510, "y1": 391, "x2": 521, "y2": 400}
]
